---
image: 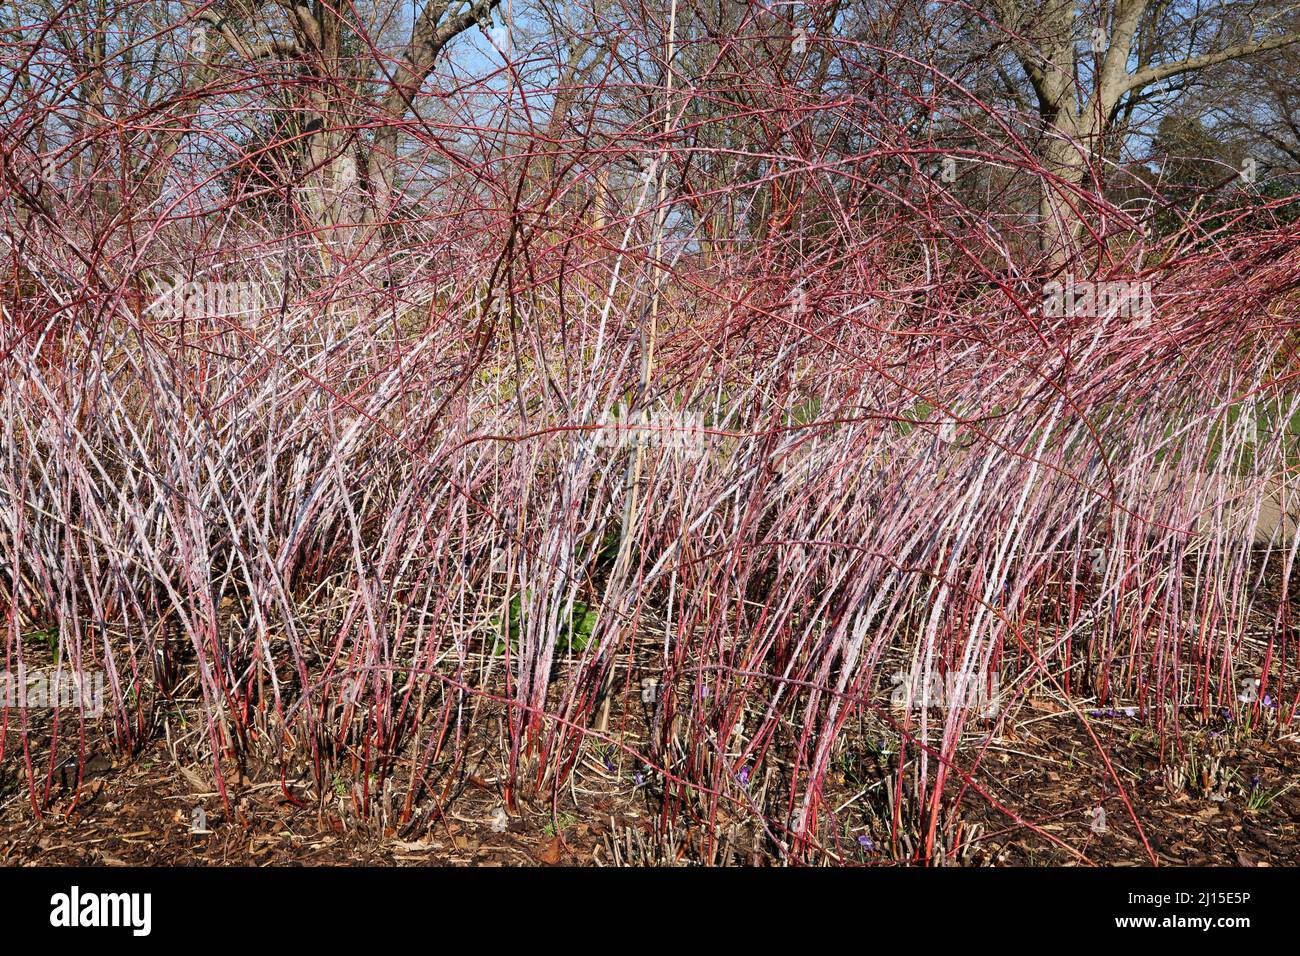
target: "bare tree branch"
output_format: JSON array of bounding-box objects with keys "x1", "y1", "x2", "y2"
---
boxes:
[
  {"x1": 196, "y1": 10, "x2": 302, "y2": 61},
  {"x1": 1120, "y1": 29, "x2": 1300, "y2": 97},
  {"x1": 378, "y1": 0, "x2": 501, "y2": 122}
]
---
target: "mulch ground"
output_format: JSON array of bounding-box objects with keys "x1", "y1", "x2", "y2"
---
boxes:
[
  {"x1": 943, "y1": 705, "x2": 1300, "y2": 866},
  {"x1": 0, "y1": 733, "x2": 629, "y2": 866},
  {"x1": 3, "y1": 703, "x2": 1297, "y2": 866}
]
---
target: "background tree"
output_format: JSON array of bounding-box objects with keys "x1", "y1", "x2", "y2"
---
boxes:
[{"x1": 982, "y1": 0, "x2": 1300, "y2": 261}]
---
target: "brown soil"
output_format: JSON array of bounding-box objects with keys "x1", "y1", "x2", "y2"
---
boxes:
[{"x1": 3, "y1": 702, "x2": 1296, "y2": 866}]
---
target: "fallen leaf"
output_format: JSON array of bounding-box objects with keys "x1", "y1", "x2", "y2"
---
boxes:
[
  {"x1": 392, "y1": 839, "x2": 429, "y2": 852},
  {"x1": 535, "y1": 837, "x2": 563, "y2": 865}
]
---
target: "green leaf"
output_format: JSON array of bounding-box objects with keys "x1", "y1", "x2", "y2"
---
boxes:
[
  {"x1": 489, "y1": 595, "x2": 600, "y2": 656},
  {"x1": 24, "y1": 628, "x2": 59, "y2": 658}
]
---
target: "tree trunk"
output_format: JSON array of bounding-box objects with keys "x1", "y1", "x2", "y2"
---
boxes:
[{"x1": 1037, "y1": 130, "x2": 1088, "y2": 266}]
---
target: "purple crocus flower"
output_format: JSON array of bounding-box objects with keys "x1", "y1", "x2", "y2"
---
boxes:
[
  {"x1": 858, "y1": 835, "x2": 875, "y2": 851},
  {"x1": 737, "y1": 765, "x2": 751, "y2": 785}
]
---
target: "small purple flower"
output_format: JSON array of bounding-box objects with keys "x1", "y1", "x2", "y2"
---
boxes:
[
  {"x1": 1123, "y1": 706, "x2": 1137, "y2": 718},
  {"x1": 699, "y1": 685, "x2": 711, "y2": 700},
  {"x1": 604, "y1": 752, "x2": 616, "y2": 772},
  {"x1": 737, "y1": 765, "x2": 751, "y2": 785},
  {"x1": 1089, "y1": 709, "x2": 1102, "y2": 718},
  {"x1": 858, "y1": 835, "x2": 875, "y2": 851},
  {"x1": 634, "y1": 771, "x2": 644, "y2": 786},
  {"x1": 1262, "y1": 694, "x2": 1276, "y2": 709},
  {"x1": 1251, "y1": 775, "x2": 1262, "y2": 791}
]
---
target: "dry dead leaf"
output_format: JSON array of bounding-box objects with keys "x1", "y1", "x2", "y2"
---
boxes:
[{"x1": 535, "y1": 837, "x2": 563, "y2": 864}]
